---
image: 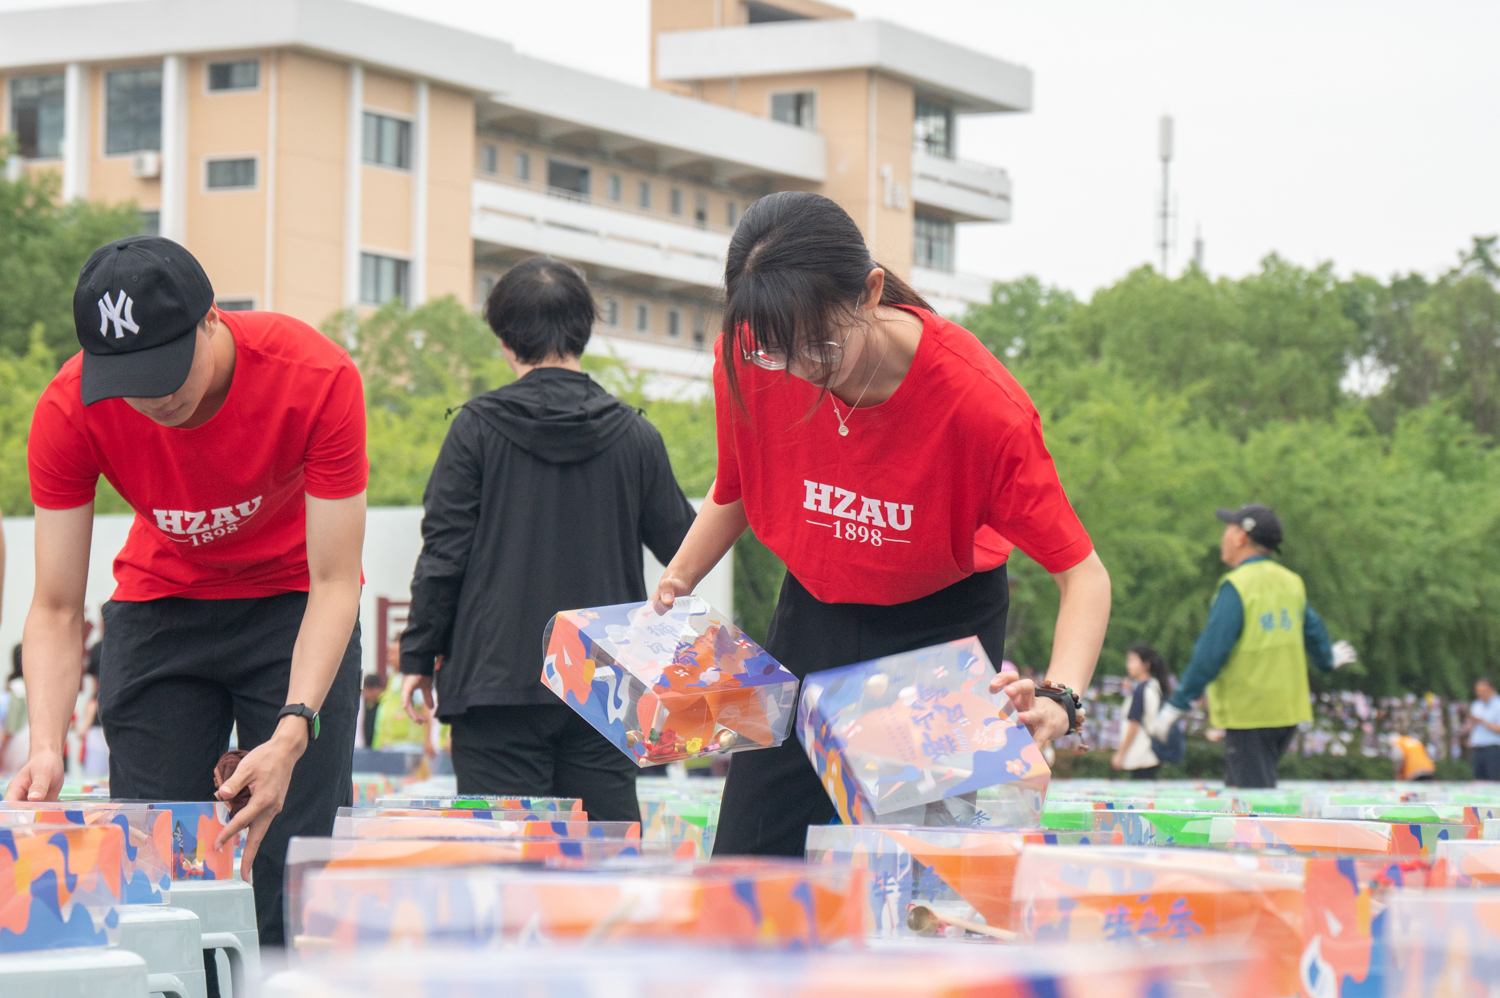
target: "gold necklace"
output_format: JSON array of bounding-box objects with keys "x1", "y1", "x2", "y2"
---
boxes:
[{"x1": 830, "y1": 326, "x2": 890, "y2": 437}]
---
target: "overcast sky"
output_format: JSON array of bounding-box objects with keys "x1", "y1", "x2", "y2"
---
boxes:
[{"x1": 8, "y1": 0, "x2": 1496, "y2": 297}]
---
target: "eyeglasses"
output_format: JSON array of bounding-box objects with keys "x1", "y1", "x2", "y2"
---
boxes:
[{"x1": 742, "y1": 327, "x2": 853, "y2": 372}]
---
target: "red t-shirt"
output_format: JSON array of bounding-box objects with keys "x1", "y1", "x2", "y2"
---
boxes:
[
  {"x1": 29, "y1": 310, "x2": 368, "y2": 601},
  {"x1": 713, "y1": 307, "x2": 1093, "y2": 606}
]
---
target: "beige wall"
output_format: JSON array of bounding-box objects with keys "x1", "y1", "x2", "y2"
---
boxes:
[
  {"x1": 362, "y1": 69, "x2": 413, "y2": 115},
  {"x1": 272, "y1": 51, "x2": 347, "y2": 325},
  {"x1": 699, "y1": 68, "x2": 915, "y2": 274},
  {"x1": 474, "y1": 133, "x2": 751, "y2": 232},
  {"x1": 426, "y1": 84, "x2": 474, "y2": 304},
  {"x1": 186, "y1": 52, "x2": 270, "y2": 306}
]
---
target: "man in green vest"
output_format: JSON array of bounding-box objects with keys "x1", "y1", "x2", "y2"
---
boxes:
[{"x1": 1150, "y1": 503, "x2": 1352, "y2": 787}]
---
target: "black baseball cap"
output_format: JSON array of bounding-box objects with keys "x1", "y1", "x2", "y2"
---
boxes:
[
  {"x1": 1216, "y1": 503, "x2": 1283, "y2": 550},
  {"x1": 72, "y1": 236, "x2": 215, "y2": 406}
]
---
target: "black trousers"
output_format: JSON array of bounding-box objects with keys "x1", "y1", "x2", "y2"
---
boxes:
[
  {"x1": 713, "y1": 566, "x2": 1009, "y2": 858},
  {"x1": 1222, "y1": 725, "x2": 1297, "y2": 788},
  {"x1": 1474, "y1": 745, "x2": 1500, "y2": 781},
  {"x1": 99, "y1": 592, "x2": 360, "y2": 948},
  {"x1": 448, "y1": 704, "x2": 640, "y2": 823},
  {"x1": 1128, "y1": 766, "x2": 1161, "y2": 780}
]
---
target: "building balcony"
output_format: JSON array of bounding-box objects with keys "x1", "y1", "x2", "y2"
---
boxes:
[
  {"x1": 471, "y1": 175, "x2": 729, "y2": 289},
  {"x1": 911, "y1": 149, "x2": 1011, "y2": 223},
  {"x1": 911, "y1": 266, "x2": 995, "y2": 318}
]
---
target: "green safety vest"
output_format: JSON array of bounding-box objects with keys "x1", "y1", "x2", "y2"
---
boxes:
[{"x1": 1205, "y1": 558, "x2": 1313, "y2": 729}]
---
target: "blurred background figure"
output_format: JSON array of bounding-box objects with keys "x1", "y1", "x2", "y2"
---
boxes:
[
  {"x1": 1112, "y1": 643, "x2": 1177, "y2": 780},
  {"x1": 376, "y1": 635, "x2": 431, "y2": 753},
  {"x1": 1466, "y1": 676, "x2": 1500, "y2": 780},
  {"x1": 2, "y1": 645, "x2": 26, "y2": 774},
  {"x1": 1387, "y1": 730, "x2": 1435, "y2": 782},
  {"x1": 358, "y1": 673, "x2": 384, "y2": 749}
]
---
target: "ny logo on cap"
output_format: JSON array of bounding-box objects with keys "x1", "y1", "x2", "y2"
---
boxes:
[{"x1": 98, "y1": 290, "x2": 140, "y2": 339}]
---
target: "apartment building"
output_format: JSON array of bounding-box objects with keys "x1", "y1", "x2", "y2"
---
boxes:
[{"x1": 0, "y1": 0, "x2": 1030, "y2": 395}]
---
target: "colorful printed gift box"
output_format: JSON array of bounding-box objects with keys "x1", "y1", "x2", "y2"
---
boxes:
[
  {"x1": 1485, "y1": 818, "x2": 1499, "y2": 840},
  {"x1": 1431, "y1": 839, "x2": 1500, "y2": 886},
  {"x1": 1207, "y1": 815, "x2": 1464, "y2": 858},
  {"x1": 796, "y1": 637, "x2": 1049, "y2": 825},
  {"x1": 542, "y1": 598, "x2": 799, "y2": 766},
  {"x1": 1015, "y1": 843, "x2": 1437, "y2": 998},
  {"x1": 1089, "y1": 810, "x2": 1217, "y2": 847},
  {"x1": 290, "y1": 858, "x2": 864, "y2": 953},
  {"x1": 338, "y1": 807, "x2": 574, "y2": 822},
  {"x1": 0, "y1": 823, "x2": 126, "y2": 952},
  {"x1": 1384, "y1": 890, "x2": 1500, "y2": 998},
  {"x1": 1320, "y1": 803, "x2": 1500, "y2": 839},
  {"x1": 0, "y1": 806, "x2": 172, "y2": 903},
  {"x1": 333, "y1": 816, "x2": 641, "y2": 840},
  {"x1": 262, "y1": 941, "x2": 1276, "y2": 998},
  {"x1": 150, "y1": 801, "x2": 238, "y2": 880},
  {"x1": 805, "y1": 823, "x2": 1097, "y2": 937},
  {"x1": 640, "y1": 799, "x2": 721, "y2": 859},
  {"x1": 373, "y1": 796, "x2": 584, "y2": 814}
]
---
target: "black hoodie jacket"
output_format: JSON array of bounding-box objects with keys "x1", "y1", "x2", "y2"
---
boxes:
[{"x1": 399, "y1": 368, "x2": 696, "y2": 715}]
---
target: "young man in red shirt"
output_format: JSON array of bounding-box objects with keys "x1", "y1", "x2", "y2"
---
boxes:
[{"x1": 6, "y1": 236, "x2": 367, "y2": 947}]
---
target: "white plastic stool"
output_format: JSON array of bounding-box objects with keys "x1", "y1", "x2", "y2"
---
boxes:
[
  {"x1": 115, "y1": 905, "x2": 207, "y2": 998},
  {"x1": 166, "y1": 880, "x2": 260, "y2": 998},
  {"x1": 0, "y1": 947, "x2": 150, "y2": 998}
]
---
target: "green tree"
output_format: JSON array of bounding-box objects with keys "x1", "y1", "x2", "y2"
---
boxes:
[{"x1": 0, "y1": 151, "x2": 144, "y2": 362}]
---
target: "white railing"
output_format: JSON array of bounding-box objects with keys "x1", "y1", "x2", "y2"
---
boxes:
[
  {"x1": 911, "y1": 149, "x2": 1012, "y2": 223},
  {"x1": 471, "y1": 178, "x2": 730, "y2": 289}
]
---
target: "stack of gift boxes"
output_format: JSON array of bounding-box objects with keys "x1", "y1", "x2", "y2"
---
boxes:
[{"x1": 12, "y1": 596, "x2": 1499, "y2": 996}]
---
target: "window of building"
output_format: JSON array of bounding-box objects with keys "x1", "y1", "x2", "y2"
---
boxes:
[
  {"x1": 607, "y1": 173, "x2": 622, "y2": 202},
  {"x1": 692, "y1": 313, "x2": 706, "y2": 350},
  {"x1": 9, "y1": 73, "x2": 64, "y2": 159},
  {"x1": 726, "y1": 200, "x2": 739, "y2": 228},
  {"x1": 515, "y1": 151, "x2": 531, "y2": 181},
  {"x1": 362, "y1": 112, "x2": 411, "y2": 170},
  {"x1": 603, "y1": 297, "x2": 619, "y2": 326},
  {"x1": 476, "y1": 273, "x2": 497, "y2": 308},
  {"x1": 360, "y1": 252, "x2": 410, "y2": 306},
  {"x1": 913, "y1": 214, "x2": 956, "y2": 273},
  {"x1": 670, "y1": 188, "x2": 683, "y2": 215},
  {"x1": 105, "y1": 67, "x2": 162, "y2": 156},
  {"x1": 914, "y1": 99, "x2": 954, "y2": 159},
  {"x1": 547, "y1": 159, "x2": 590, "y2": 198},
  {"x1": 207, "y1": 59, "x2": 259, "y2": 92},
  {"x1": 634, "y1": 303, "x2": 649, "y2": 333},
  {"x1": 667, "y1": 309, "x2": 681, "y2": 339},
  {"x1": 480, "y1": 143, "x2": 498, "y2": 174},
  {"x1": 215, "y1": 298, "x2": 255, "y2": 311},
  {"x1": 637, "y1": 180, "x2": 650, "y2": 209},
  {"x1": 205, "y1": 157, "x2": 256, "y2": 190},
  {"x1": 746, "y1": 1, "x2": 811, "y2": 22},
  {"x1": 138, "y1": 210, "x2": 160, "y2": 236},
  {"x1": 770, "y1": 90, "x2": 816, "y2": 130},
  {"x1": 694, "y1": 193, "x2": 707, "y2": 229}
]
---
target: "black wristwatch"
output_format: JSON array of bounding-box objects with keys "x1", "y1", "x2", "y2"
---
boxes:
[
  {"x1": 278, "y1": 703, "x2": 320, "y2": 740},
  {"x1": 1033, "y1": 681, "x2": 1085, "y2": 734}
]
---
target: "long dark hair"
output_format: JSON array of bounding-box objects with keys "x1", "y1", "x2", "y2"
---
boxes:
[
  {"x1": 1127, "y1": 643, "x2": 1175, "y2": 694},
  {"x1": 720, "y1": 191, "x2": 930, "y2": 407}
]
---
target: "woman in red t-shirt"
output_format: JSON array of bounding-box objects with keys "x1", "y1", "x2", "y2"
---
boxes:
[{"x1": 653, "y1": 192, "x2": 1112, "y2": 856}]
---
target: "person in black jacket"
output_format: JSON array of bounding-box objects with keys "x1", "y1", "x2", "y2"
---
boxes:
[{"x1": 398, "y1": 256, "x2": 696, "y2": 821}]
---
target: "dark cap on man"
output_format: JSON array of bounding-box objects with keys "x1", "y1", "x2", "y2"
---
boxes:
[
  {"x1": 72, "y1": 236, "x2": 215, "y2": 406},
  {"x1": 1216, "y1": 502, "x2": 1283, "y2": 550}
]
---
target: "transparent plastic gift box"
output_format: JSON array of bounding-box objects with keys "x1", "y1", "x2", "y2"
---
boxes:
[
  {"x1": 0, "y1": 798, "x2": 234, "y2": 883},
  {"x1": 1014, "y1": 844, "x2": 1424, "y2": 998},
  {"x1": 1486, "y1": 818, "x2": 1499, "y2": 840},
  {"x1": 0, "y1": 805, "x2": 172, "y2": 903},
  {"x1": 332, "y1": 815, "x2": 640, "y2": 840},
  {"x1": 1087, "y1": 809, "x2": 1219, "y2": 847},
  {"x1": 372, "y1": 796, "x2": 583, "y2": 814},
  {"x1": 261, "y1": 941, "x2": 1275, "y2": 998},
  {"x1": 289, "y1": 857, "x2": 864, "y2": 953},
  {"x1": 804, "y1": 823, "x2": 1097, "y2": 937},
  {"x1": 283, "y1": 834, "x2": 651, "y2": 938},
  {"x1": 1384, "y1": 890, "x2": 1500, "y2": 998},
  {"x1": 0, "y1": 823, "x2": 127, "y2": 952},
  {"x1": 1206, "y1": 815, "x2": 1464, "y2": 857},
  {"x1": 542, "y1": 597, "x2": 799, "y2": 766},
  {"x1": 639, "y1": 799, "x2": 722, "y2": 859},
  {"x1": 1319, "y1": 802, "x2": 1498, "y2": 837},
  {"x1": 796, "y1": 637, "x2": 1049, "y2": 825},
  {"x1": 338, "y1": 807, "x2": 577, "y2": 822},
  {"x1": 1432, "y1": 839, "x2": 1500, "y2": 886}
]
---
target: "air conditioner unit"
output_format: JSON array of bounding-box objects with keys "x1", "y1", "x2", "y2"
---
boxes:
[{"x1": 130, "y1": 152, "x2": 161, "y2": 178}]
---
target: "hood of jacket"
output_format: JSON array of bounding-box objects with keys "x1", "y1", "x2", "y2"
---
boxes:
[{"x1": 462, "y1": 367, "x2": 638, "y2": 465}]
